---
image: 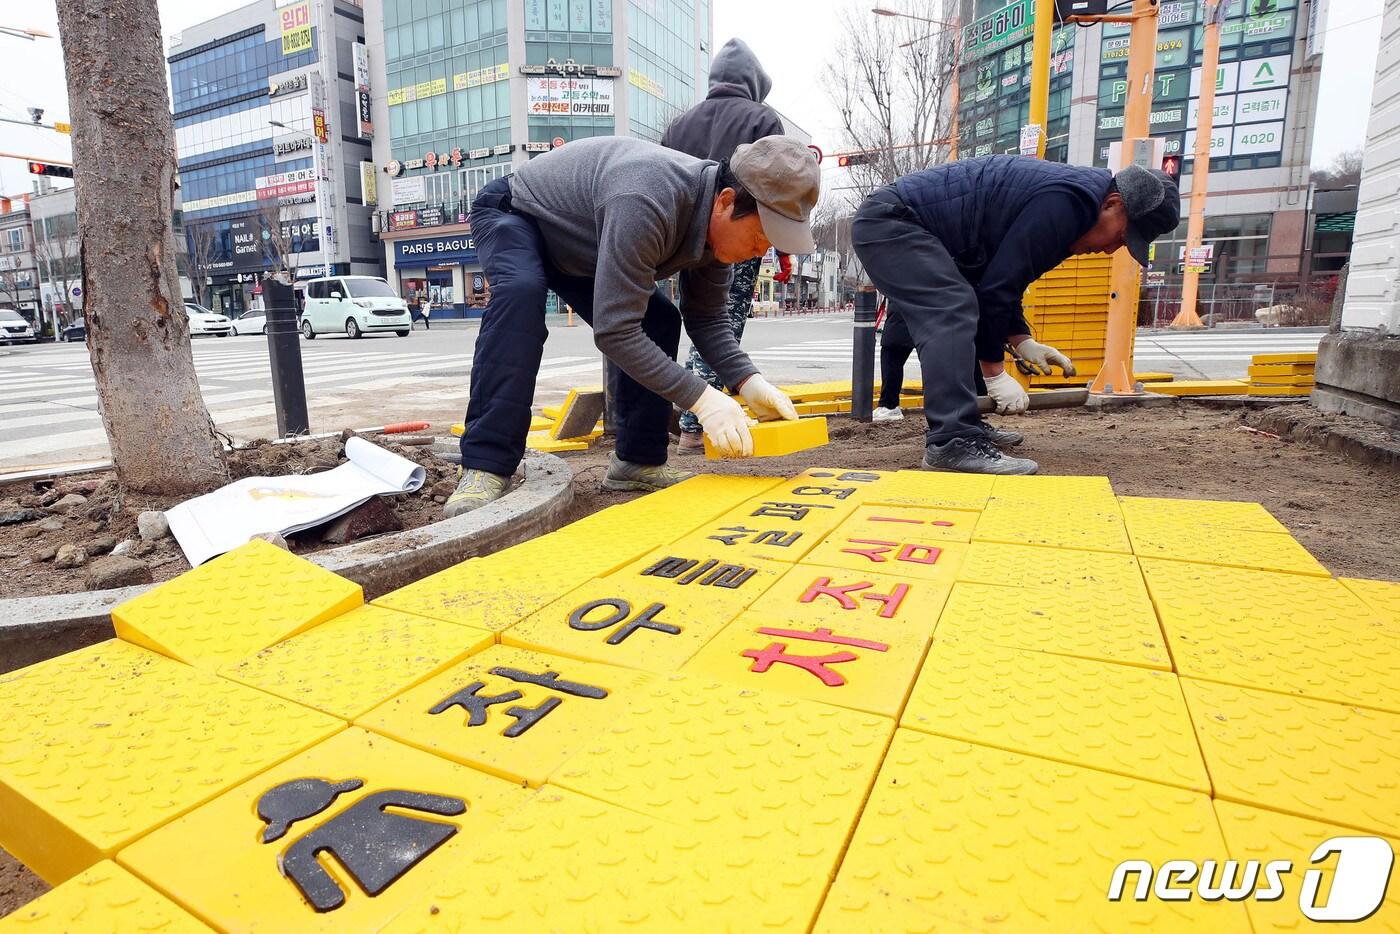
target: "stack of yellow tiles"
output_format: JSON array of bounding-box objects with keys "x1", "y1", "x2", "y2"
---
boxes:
[
  {"x1": 1014, "y1": 254, "x2": 1120, "y2": 389},
  {"x1": 1247, "y1": 351, "x2": 1316, "y2": 397}
]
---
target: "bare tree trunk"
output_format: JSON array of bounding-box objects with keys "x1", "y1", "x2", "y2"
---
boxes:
[{"x1": 56, "y1": 0, "x2": 228, "y2": 494}]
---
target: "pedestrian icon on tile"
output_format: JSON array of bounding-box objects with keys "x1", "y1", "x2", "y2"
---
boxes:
[{"x1": 257, "y1": 776, "x2": 465, "y2": 912}]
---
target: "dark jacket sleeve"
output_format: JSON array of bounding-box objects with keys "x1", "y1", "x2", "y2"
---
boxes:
[{"x1": 973, "y1": 191, "x2": 1097, "y2": 361}]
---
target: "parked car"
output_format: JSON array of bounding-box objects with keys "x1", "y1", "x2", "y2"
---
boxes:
[
  {"x1": 0, "y1": 308, "x2": 37, "y2": 344},
  {"x1": 300, "y1": 276, "x2": 411, "y2": 339},
  {"x1": 231, "y1": 307, "x2": 268, "y2": 336},
  {"x1": 185, "y1": 303, "x2": 232, "y2": 337},
  {"x1": 60, "y1": 319, "x2": 85, "y2": 342}
]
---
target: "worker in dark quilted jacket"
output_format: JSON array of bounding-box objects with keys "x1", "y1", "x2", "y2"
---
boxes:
[{"x1": 852, "y1": 155, "x2": 1180, "y2": 475}]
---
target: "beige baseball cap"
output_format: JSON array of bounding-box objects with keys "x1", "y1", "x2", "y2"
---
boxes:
[{"x1": 730, "y1": 136, "x2": 820, "y2": 255}]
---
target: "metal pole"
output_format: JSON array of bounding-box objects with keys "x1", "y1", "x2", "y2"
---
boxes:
[
  {"x1": 1090, "y1": 0, "x2": 1159, "y2": 396},
  {"x1": 1172, "y1": 0, "x2": 1223, "y2": 329},
  {"x1": 852, "y1": 290, "x2": 877, "y2": 422},
  {"x1": 261, "y1": 277, "x2": 309, "y2": 436},
  {"x1": 1027, "y1": 0, "x2": 1055, "y2": 158}
]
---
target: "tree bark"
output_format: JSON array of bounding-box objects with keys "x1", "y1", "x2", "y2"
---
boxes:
[{"x1": 56, "y1": 0, "x2": 228, "y2": 494}]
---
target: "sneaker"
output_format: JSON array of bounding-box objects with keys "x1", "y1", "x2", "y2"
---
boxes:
[
  {"x1": 979, "y1": 417, "x2": 1024, "y2": 448},
  {"x1": 873, "y1": 406, "x2": 904, "y2": 422},
  {"x1": 601, "y1": 452, "x2": 697, "y2": 492},
  {"x1": 442, "y1": 468, "x2": 510, "y2": 518},
  {"x1": 677, "y1": 430, "x2": 706, "y2": 454},
  {"x1": 923, "y1": 436, "x2": 1038, "y2": 476}
]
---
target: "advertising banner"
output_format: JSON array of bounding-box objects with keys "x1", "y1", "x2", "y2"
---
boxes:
[
  {"x1": 280, "y1": 1, "x2": 311, "y2": 55},
  {"x1": 526, "y1": 77, "x2": 615, "y2": 117}
]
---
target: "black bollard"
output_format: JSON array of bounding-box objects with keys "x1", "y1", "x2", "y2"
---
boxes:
[
  {"x1": 261, "y1": 276, "x2": 310, "y2": 437},
  {"x1": 852, "y1": 290, "x2": 877, "y2": 422}
]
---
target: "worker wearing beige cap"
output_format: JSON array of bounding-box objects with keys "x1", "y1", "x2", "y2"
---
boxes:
[{"x1": 445, "y1": 134, "x2": 821, "y2": 518}]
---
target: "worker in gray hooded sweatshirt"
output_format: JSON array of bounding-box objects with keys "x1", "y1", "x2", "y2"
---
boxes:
[
  {"x1": 662, "y1": 38, "x2": 791, "y2": 454},
  {"x1": 443, "y1": 135, "x2": 821, "y2": 518}
]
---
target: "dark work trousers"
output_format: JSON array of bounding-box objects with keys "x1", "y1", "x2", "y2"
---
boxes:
[
  {"x1": 852, "y1": 187, "x2": 982, "y2": 446},
  {"x1": 878, "y1": 308, "x2": 915, "y2": 409},
  {"x1": 460, "y1": 177, "x2": 681, "y2": 475}
]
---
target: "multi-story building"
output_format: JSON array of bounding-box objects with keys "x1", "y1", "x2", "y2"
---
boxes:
[
  {"x1": 167, "y1": 0, "x2": 382, "y2": 315},
  {"x1": 364, "y1": 0, "x2": 715, "y2": 315},
  {"x1": 954, "y1": 0, "x2": 1326, "y2": 309},
  {"x1": 27, "y1": 185, "x2": 83, "y2": 329},
  {"x1": 0, "y1": 194, "x2": 43, "y2": 331}
]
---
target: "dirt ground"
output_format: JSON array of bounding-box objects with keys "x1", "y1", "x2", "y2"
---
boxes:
[{"x1": 3, "y1": 399, "x2": 1398, "y2": 916}]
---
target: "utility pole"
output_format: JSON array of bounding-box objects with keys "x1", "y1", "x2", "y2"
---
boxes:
[
  {"x1": 1171, "y1": 0, "x2": 1226, "y2": 329},
  {"x1": 1026, "y1": 0, "x2": 1055, "y2": 158}
]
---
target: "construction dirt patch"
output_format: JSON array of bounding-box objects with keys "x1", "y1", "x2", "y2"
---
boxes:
[{"x1": 3, "y1": 398, "x2": 1398, "y2": 915}]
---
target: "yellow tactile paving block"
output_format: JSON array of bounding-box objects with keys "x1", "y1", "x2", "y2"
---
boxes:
[
  {"x1": 358, "y1": 645, "x2": 653, "y2": 787},
  {"x1": 709, "y1": 494, "x2": 858, "y2": 543},
  {"x1": 380, "y1": 787, "x2": 828, "y2": 932},
  {"x1": 1213, "y1": 801, "x2": 1400, "y2": 932},
  {"x1": 972, "y1": 498, "x2": 1133, "y2": 553},
  {"x1": 0, "y1": 860, "x2": 211, "y2": 933},
  {"x1": 959, "y1": 540, "x2": 1148, "y2": 594},
  {"x1": 221, "y1": 604, "x2": 494, "y2": 720},
  {"x1": 686, "y1": 609, "x2": 932, "y2": 718},
  {"x1": 816, "y1": 730, "x2": 1247, "y2": 933},
  {"x1": 775, "y1": 467, "x2": 895, "y2": 502},
  {"x1": 1252, "y1": 351, "x2": 1317, "y2": 365},
  {"x1": 667, "y1": 517, "x2": 823, "y2": 564},
  {"x1": 117, "y1": 728, "x2": 529, "y2": 932},
  {"x1": 832, "y1": 503, "x2": 979, "y2": 544},
  {"x1": 504, "y1": 577, "x2": 740, "y2": 672},
  {"x1": 1341, "y1": 577, "x2": 1400, "y2": 623},
  {"x1": 553, "y1": 674, "x2": 892, "y2": 883},
  {"x1": 864, "y1": 469, "x2": 994, "y2": 511},
  {"x1": 601, "y1": 544, "x2": 786, "y2": 614},
  {"x1": 705, "y1": 416, "x2": 829, "y2": 458},
  {"x1": 0, "y1": 640, "x2": 343, "y2": 884},
  {"x1": 1183, "y1": 680, "x2": 1400, "y2": 837},
  {"x1": 111, "y1": 539, "x2": 363, "y2": 669},
  {"x1": 1150, "y1": 379, "x2": 1250, "y2": 396},
  {"x1": 1143, "y1": 560, "x2": 1400, "y2": 713},
  {"x1": 524, "y1": 430, "x2": 588, "y2": 452},
  {"x1": 1119, "y1": 495, "x2": 1290, "y2": 534},
  {"x1": 746, "y1": 563, "x2": 952, "y2": 636},
  {"x1": 933, "y1": 581, "x2": 1172, "y2": 671},
  {"x1": 1130, "y1": 524, "x2": 1330, "y2": 576},
  {"x1": 802, "y1": 534, "x2": 967, "y2": 584},
  {"x1": 989, "y1": 473, "x2": 1117, "y2": 507},
  {"x1": 903, "y1": 641, "x2": 1208, "y2": 791}
]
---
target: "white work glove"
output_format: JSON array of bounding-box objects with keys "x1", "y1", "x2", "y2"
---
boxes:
[
  {"x1": 737, "y1": 374, "x2": 799, "y2": 422},
  {"x1": 985, "y1": 370, "x2": 1030, "y2": 415},
  {"x1": 691, "y1": 385, "x2": 754, "y2": 457},
  {"x1": 1014, "y1": 338, "x2": 1077, "y2": 376}
]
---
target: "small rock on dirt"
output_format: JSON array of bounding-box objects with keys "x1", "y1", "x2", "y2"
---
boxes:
[
  {"x1": 112, "y1": 539, "x2": 138, "y2": 557},
  {"x1": 87, "y1": 535, "x2": 118, "y2": 556},
  {"x1": 16, "y1": 525, "x2": 42, "y2": 540},
  {"x1": 320, "y1": 497, "x2": 403, "y2": 545},
  {"x1": 37, "y1": 544, "x2": 59, "y2": 562},
  {"x1": 54, "y1": 544, "x2": 88, "y2": 569},
  {"x1": 138, "y1": 511, "x2": 171, "y2": 541},
  {"x1": 47, "y1": 493, "x2": 89, "y2": 514},
  {"x1": 433, "y1": 495, "x2": 447, "y2": 504},
  {"x1": 38, "y1": 517, "x2": 65, "y2": 533},
  {"x1": 0, "y1": 508, "x2": 46, "y2": 526},
  {"x1": 249, "y1": 531, "x2": 290, "y2": 550},
  {"x1": 84, "y1": 555, "x2": 153, "y2": 589},
  {"x1": 430, "y1": 478, "x2": 456, "y2": 498},
  {"x1": 59, "y1": 478, "x2": 104, "y2": 496}
]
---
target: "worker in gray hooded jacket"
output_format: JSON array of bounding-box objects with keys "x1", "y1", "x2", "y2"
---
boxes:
[{"x1": 443, "y1": 135, "x2": 821, "y2": 518}]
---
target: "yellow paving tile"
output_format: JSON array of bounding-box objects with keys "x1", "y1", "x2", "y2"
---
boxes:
[
  {"x1": 1183, "y1": 679, "x2": 1400, "y2": 836},
  {"x1": 903, "y1": 641, "x2": 1208, "y2": 790},
  {"x1": 973, "y1": 499, "x2": 1133, "y2": 553},
  {"x1": 832, "y1": 503, "x2": 980, "y2": 544},
  {"x1": 704, "y1": 416, "x2": 829, "y2": 458},
  {"x1": 1213, "y1": 801, "x2": 1400, "y2": 932},
  {"x1": 221, "y1": 604, "x2": 494, "y2": 720},
  {"x1": 111, "y1": 539, "x2": 363, "y2": 669},
  {"x1": 933, "y1": 581, "x2": 1171, "y2": 671},
  {"x1": 1119, "y1": 495, "x2": 1290, "y2": 534},
  {"x1": 380, "y1": 787, "x2": 828, "y2": 932},
  {"x1": 1143, "y1": 560, "x2": 1400, "y2": 713},
  {"x1": 685, "y1": 609, "x2": 932, "y2": 718},
  {"x1": 802, "y1": 534, "x2": 967, "y2": 584},
  {"x1": 601, "y1": 544, "x2": 786, "y2": 613},
  {"x1": 117, "y1": 728, "x2": 529, "y2": 932},
  {"x1": 1129, "y1": 525, "x2": 1329, "y2": 576},
  {"x1": 358, "y1": 645, "x2": 653, "y2": 787},
  {"x1": 668, "y1": 519, "x2": 822, "y2": 564},
  {"x1": 709, "y1": 494, "x2": 858, "y2": 543},
  {"x1": 746, "y1": 563, "x2": 952, "y2": 637},
  {"x1": 524, "y1": 430, "x2": 588, "y2": 452},
  {"x1": 772, "y1": 467, "x2": 896, "y2": 504},
  {"x1": 0, "y1": 860, "x2": 211, "y2": 933},
  {"x1": 988, "y1": 473, "x2": 1117, "y2": 507},
  {"x1": 1150, "y1": 379, "x2": 1249, "y2": 396},
  {"x1": 503, "y1": 576, "x2": 741, "y2": 672},
  {"x1": 1252, "y1": 351, "x2": 1317, "y2": 365},
  {"x1": 1341, "y1": 577, "x2": 1400, "y2": 623},
  {"x1": 553, "y1": 674, "x2": 892, "y2": 883},
  {"x1": 816, "y1": 730, "x2": 1246, "y2": 933},
  {"x1": 864, "y1": 469, "x2": 994, "y2": 511},
  {"x1": 0, "y1": 640, "x2": 343, "y2": 884},
  {"x1": 958, "y1": 540, "x2": 1148, "y2": 594}
]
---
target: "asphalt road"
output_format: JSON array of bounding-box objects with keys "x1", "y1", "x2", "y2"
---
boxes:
[{"x1": 0, "y1": 314, "x2": 1324, "y2": 472}]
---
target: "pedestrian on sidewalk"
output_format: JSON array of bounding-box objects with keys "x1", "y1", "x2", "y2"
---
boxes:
[
  {"x1": 661, "y1": 38, "x2": 791, "y2": 454},
  {"x1": 852, "y1": 155, "x2": 1178, "y2": 475},
  {"x1": 421, "y1": 296, "x2": 432, "y2": 330},
  {"x1": 442, "y1": 134, "x2": 819, "y2": 519}
]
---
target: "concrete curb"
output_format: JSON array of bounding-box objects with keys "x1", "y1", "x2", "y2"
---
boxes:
[{"x1": 0, "y1": 451, "x2": 574, "y2": 674}]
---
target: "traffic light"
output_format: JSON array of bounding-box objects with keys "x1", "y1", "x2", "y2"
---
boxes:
[
  {"x1": 27, "y1": 162, "x2": 74, "y2": 179},
  {"x1": 1160, "y1": 154, "x2": 1182, "y2": 184},
  {"x1": 837, "y1": 152, "x2": 874, "y2": 168}
]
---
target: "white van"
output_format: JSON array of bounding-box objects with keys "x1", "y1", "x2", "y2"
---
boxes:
[{"x1": 300, "y1": 275, "x2": 412, "y2": 339}]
